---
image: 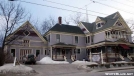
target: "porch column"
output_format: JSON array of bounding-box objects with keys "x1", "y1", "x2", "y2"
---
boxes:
[
  {"x1": 114, "y1": 46, "x2": 117, "y2": 62},
  {"x1": 105, "y1": 46, "x2": 108, "y2": 62},
  {"x1": 90, "y1": 49, "x2": 92, "y2": 62},
  {"x1": 50, "y1": 46, "x2": 53, "y2": 59},
  {"x1": 101, "y1": 49, "x2": 103, "y2": 64}
]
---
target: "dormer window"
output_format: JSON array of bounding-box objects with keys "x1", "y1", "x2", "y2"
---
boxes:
[
  {"x1": 96, "y1": 22, "x2": 104, "y2": 29},
  {"x1": 97, "y1": 23, "x2": 101, "y2": 27}
]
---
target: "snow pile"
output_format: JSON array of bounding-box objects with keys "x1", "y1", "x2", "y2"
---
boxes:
[
  {"x1": 37, "y1": 56, "x2": 69, "y2": 64},
  {"x1": 72, "y1": 60, "x2": 98, "y2": 65},
  {"x1": 0, "y1": 64, "x2": 36, "y2": 74}
]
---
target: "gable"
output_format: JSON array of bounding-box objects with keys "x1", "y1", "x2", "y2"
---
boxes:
[
  {"x1": 95, "y1": 17, "x2": 101, "y2": 22},
  {"x1": 78, "y1": 22, "x2": 90, "y2": 33},
  {"x1": 113, "y1": 12, "x2": 132, "y2": 33},
  {"x1": 7, "y1": 21, "x2": 47, "y2": 43}
]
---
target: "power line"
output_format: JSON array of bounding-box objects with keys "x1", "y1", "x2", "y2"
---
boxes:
[
  {"x1": 42, "y1": 0, "x2": 108, "y2": 15},
  {"x1": 91, "y1": 0, "x2": 134, "y2": 15},
  {"x1": 19, "y1": 0, "x2": 99, "y2": 17},
  {"x1": 17, "y1": 0, "x2": 134, "y2": 25},
  {"x1": 112, "y1": 0, "x2": 134, "y2": 8}
]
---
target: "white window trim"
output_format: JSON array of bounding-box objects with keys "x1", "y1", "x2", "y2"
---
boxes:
[
  {"x1": 75, "y1": 36, "x2": 79, "y2": 43},
  {"x1": 56, "y1": 34, "x2": 60, "y2": 42}
]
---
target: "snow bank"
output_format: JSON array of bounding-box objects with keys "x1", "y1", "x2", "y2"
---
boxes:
[
  {"x1": 37, "y1": 56, "x2": 69, "y2": 64},
  {"x1": 72, "y1": 60, "x2": 98, "y2": 65},
  {"x1": 0, "y1": 64, "x2": 36, "y2": 74}
]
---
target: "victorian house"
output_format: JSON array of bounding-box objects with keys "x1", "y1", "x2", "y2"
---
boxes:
[{"x1": 7, "y1": 12, "x2": 134, "y2": 63}]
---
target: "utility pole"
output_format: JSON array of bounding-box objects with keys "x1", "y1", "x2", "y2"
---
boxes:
[{"x1": 85, "y1": 5, "x2": 89, "y2": 22}]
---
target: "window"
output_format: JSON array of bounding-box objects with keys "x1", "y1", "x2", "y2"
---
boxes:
[
  {"x1": 11, "y1": 49, "x2": 15, "y2": 57},
  {"x1": 77, "y1": 49, "x2": 80, "y2": 54},
  {"x1": 75, "y1": 36, "x2": 78, "y2": 43},
  {"x1": 45, "y1": 50, "x2": 47, "y2": 55},
  {"x1": 91, "y1": 36, "x2": 93, "y2": 43},
  {"x1": 23, "y1": 40, "x2": 30, "y2": 46},
  {"x1": 88, "y1": 36, "x2": 90, "y2": 43},
  {"x1": 96, "y1": 22, "x2": 104, "y2": 29},
  {"x1": 23, "y1": 30, "x2": 30, "y2": 36},
  {"x1": 86, "y1": 37, "x2": 87, "y2": 43},
  {"x1": 36, "y1": 50, "x2": 40, "y2": 56},
  {"x1": 116, "y1": 22, "x2": 122, "y2": 26},
  {"x1": 56, "y1": 34, "x2": 60, "y2": 42},
  {"x1": 97, "y1": 23, "x2": 101, "y2": 27},
  {"x1": 48, "y1": 35, "x2": 50, "y2": 42}
]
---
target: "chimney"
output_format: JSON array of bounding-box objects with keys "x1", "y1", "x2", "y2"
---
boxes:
[{"x1": 58, "y1": 16, "x2": 62, "y2": 24}]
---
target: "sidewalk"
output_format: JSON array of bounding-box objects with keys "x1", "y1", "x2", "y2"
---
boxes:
[{"x1": 96, "y1": 66, "x2": 134, "y2": 72}]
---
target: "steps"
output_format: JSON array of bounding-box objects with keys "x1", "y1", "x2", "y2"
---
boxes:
[
  {"x1": 124, "y1": 57, "x2": 131, "y2": 62},
  {"x1": 66, "y1": 58, "x2": 72, "y2": 63}
]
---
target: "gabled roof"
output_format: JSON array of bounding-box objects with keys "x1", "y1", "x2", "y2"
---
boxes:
[
  {"x1": 81, "y1": 12, "x2": 118, "y2": 33},
  {"x1": 48, "y1": 23, "x2": 84, "y2": 34},
  {"x1": 81, "y1": 22, "x2": 93, "y2": 32},
  {"x1": 7, "y1": 21, "x2": 47, "y2": 43}
]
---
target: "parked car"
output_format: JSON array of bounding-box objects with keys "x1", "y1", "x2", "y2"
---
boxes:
[{"x1": 22, "y1": 54, "x2": 36, "y2": 64}]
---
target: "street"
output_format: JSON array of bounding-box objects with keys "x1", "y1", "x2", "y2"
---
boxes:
[
  {"x1": 28, "y1": 64, "x2": 134, "y2": 76},
  {"x1": 0, "y1": 64, "x2": 134, "y2": 76}
]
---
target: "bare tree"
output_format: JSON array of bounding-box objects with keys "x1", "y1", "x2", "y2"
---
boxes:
[
  {"x1": 41, "y1": 16, "x2": 56, "y2": 34},
  {"x1": 0, "y1": 1, "x2": 29, "y2": 66},
  {"x1": 70, "y1": 13, "x2": 86, "y2": 25},
  {"x1": 126, "y1": 19, "x2": 134, "y2": 42}
]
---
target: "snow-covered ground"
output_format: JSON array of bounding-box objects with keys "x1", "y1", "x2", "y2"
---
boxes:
[
  {"x1": 72, "y1": 60, "x2": 98, "y2": 65},
  {"x1": 0, "y1": 64, "x2": 36, "y2": 74},
  {"x1": 37, "y1": 56, "x2": 69, "y2": 64}
]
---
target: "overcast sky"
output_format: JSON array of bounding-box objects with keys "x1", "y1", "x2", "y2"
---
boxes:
[
  {"x1": 12, "y1": 0, "x2": 134, "y2": 24},
  {"x1": 1, "y1": 0, "x2": 134, "y2": 26}
]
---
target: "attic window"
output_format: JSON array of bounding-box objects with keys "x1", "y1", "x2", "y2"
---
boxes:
[
  {"x1": 116, "y1": 22, "x2": 122, "y2": 26},
  {"x1": 23, "y1": 30, "x2": 30, "y2": 36}
]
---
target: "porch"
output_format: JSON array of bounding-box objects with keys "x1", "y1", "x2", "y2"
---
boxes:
[
  {"x1": 86, "y1": 42, "x2": 134, "y2": 63},
  {"x1": 51, "y1": 43, "x2": 76, "y2": 61}
]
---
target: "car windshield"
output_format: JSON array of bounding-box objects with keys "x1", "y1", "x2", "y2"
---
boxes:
[{"x1": 28, "y1": 55, "x2": 34, "y2": 58}]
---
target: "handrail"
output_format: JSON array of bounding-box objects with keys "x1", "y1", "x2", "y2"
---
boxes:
[
  {"x1": 127, "y1": 54, "x2": 132, "y2": 60},
  {"x1": 119, "y1": 54, "x2": 124, "y2": 60},
  {"x1": 71, "y1": 56, "x2": 75, "y2": 61},
  {"x1": 64, "y1": 56, "x2": 67, "y2": 61}
]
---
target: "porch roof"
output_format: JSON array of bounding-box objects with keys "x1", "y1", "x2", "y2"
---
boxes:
[
  {"x1": 52, "y1": 42, "x2": 76, "y2": 47},
  {"x1": 86, "y1": 40, "x2": 134, "y2": 48}
]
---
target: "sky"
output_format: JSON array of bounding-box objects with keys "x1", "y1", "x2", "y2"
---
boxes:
[
  {"x1": 13, "y1": 0, "x2": 134, "y2": 24},
  {"x1": 1, "y1": 0, "x2": 134, "y2": 26}
]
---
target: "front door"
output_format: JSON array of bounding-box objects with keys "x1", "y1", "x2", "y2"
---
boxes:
[
  {"x1": 123, "y1": 50, "x2": 127, "y2": 57},
  {"x1": 65, "y1": 49, "x2": 71, "y2": 59}
]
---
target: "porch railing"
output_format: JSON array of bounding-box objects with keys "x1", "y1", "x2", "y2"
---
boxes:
[
  {"x1": 127, "y1": 54, "x2": 132, "y2": 60},
  {"x1": 53, "y1": 55, "x2": 64, "y2": 60},
  {"x1": 71, "y1": 55, "x2": 75, "y2": 61},
  {"x1": 64, "y1": 56, "x2": 67, "y2": 61},
  {"x1": 119, "y1": 54, "x2": 124, "y2": 60},
  {"x1": 129, "y1": 53, "x2": 134, "y2": 57}
]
